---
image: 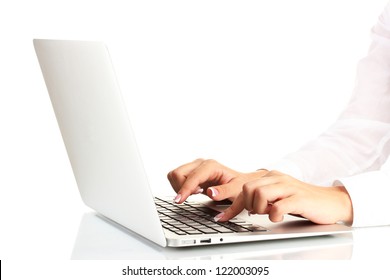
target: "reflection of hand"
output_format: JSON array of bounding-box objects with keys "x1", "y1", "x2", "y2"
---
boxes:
[
  {"x1": 167, "y1": 158, "x2": 268, "y2": 204},
  {"x1": 215, "y1": 170, "x2": 353, "y2": 225}
]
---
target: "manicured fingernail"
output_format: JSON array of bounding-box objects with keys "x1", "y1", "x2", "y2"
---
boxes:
[
  {"x1": 174, "y1": 194, "x2": 181, "y2": 203},
  {"x1": 214, "y1": 212, "x2": 225, "y2": 222},
  {"x1": 195, "y1": 187, "x2": 204, "y2": 194},
  {"x1": 210, "y1": 187, "x2": 219, "y2": 197}
]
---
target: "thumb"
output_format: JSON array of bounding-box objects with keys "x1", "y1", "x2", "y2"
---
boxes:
[{"x1": 214, "y1": 192, "x2": 245, "y2": 222}]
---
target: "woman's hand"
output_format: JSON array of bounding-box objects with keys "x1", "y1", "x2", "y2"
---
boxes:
[
  {"x1": 215, "y1": 170, "x2": 353, "y2": 225},
  {"x1": 167, "y1": 159, "x2": 268, "y2": 204}
]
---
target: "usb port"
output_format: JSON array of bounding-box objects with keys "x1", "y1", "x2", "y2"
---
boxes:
[{"x1": 200, "y1": 238, "x2": 211, "y2": 244}]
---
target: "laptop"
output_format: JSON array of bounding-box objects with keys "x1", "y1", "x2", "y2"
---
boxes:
[{"x1": 33, "y1": 39, "x2": 351, "y2": 247}]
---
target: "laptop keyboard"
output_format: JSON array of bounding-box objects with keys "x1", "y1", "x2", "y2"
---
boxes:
[{"x1": 155, "y1": 197, "x2": 267, "y2": 236}]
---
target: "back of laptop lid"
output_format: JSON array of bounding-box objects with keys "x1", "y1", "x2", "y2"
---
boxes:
[{"x1": 34, "y1": 39, "x2": 166, "y2": 247}]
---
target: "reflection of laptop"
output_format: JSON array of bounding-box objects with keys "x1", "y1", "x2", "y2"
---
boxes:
[
  {"x1": 72, "y1": 212, "x2": 353, "y2": 259},
  {"x1": 33, "y1": 39, "x2": 351, "y2": 247}
]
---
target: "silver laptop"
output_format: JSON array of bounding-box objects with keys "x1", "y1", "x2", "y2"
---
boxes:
[{"x1": 33, "y1": 39, "x2": 351, "y2": 247}]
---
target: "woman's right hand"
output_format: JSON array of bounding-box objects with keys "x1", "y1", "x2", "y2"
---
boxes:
[{"x1": 167, "y1": 158, "x2": 268, "y2": 204}]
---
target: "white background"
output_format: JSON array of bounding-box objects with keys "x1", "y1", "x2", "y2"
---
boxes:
[{"x1": 0, "y1": 0, "x2": 388, "y2": 278}]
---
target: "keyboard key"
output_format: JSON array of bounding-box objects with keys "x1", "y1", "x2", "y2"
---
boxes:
[
  {"x1": 243, "y1": 225, "x2": 268, "y2": 232},
  {"x1": 186, "y1": 229, "x2": 203, "y2": 235},
  {"x1": 212, "y1": 226, "x2": 234, "y2": 233},
  {"x1": 199, "y1": 228, "x2": 218, "y2": 234}
]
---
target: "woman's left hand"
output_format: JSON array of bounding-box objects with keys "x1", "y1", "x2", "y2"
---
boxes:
[{"x1": 214, "y1": 170, "x2": 353, "y2": 225}]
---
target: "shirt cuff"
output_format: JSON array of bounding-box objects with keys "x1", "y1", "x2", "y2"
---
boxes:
[{"x1": 334, "y1": 171, "x2": 390, "y2": 227}]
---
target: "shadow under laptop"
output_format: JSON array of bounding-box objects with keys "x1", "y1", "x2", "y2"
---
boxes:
[{"x1": 71, "y1": 212, "x2": 353, "y2": 260}]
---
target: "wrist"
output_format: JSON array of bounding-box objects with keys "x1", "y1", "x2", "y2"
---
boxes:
[{"x1": 333, "y1": 186, "x2": 353, "y2": 225}]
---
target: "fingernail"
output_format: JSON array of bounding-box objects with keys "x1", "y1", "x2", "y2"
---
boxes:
[
  {"x1": 195, "y1": 187, "x2": 204, "y2": 194},
  {"x1": 214, "y1": 212, "x2": 225, "y2": 222},
  {"x1": 210, "y1": 187, "x2": 219, "y2": 198},
  {"x1": 174, "y1": 194, "x2": 181, "y2": 203}
]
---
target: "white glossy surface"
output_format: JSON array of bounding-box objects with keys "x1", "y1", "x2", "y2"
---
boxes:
[
  {"x1": 72, "y1": 212, "x2": 355, "y2": 260},
  {"x1": 69, "y1": 211, "x2": 390, "y2": 261}
]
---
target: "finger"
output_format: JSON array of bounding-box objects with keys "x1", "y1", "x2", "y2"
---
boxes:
[
  {"x1": 268, "y1": 196, "x2": 300, "y2": 222},
  {"x1": 167, "y1": 159, "x2": 204, "y2": 193},
  {"x1": 215, "y1": 192, "x2": 245, "y2": 222},
  {"x1": 176, "y1": 159, "x2": 225, "y2": 203},
  {"x1": 167, "y1": 171, "x2": 184, "y2": 194},
  {"x1": 251, "y1": 187, "x2": 273, "y2": 214},
  {"x1": 206, "y1": 181, "x2": 242, "y2": 201},
  {"x1": 177, "y1": 171, "x2": 212, "y2": 203},
  {"x1": 241, "y1": 178, "x2": 281, "y2": 213},
  {"x1": 206, "y1": 170, "x2": 269, "y2": 202}
]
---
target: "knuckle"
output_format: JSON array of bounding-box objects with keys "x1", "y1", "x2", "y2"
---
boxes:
[
  {"x1": 242, "y1": 183, "x2": 251, "y2": 194},
  {"x1": 203, "y1": 159, "x2": 218, "y2": 166},
  {"x1": 194, "y1": 158, "x2": 205, "y2": 164},
  {"x1": 266, "y1": 170, "x2": 278, "y2": 176},
  {"x1": 254, "y1": 187, "x2": 265, "y2": 197},
  {"x1": 167, "y1": 171, "x2": 173, "y2": 181},
  {"x1": 243, "y1": 181, "x2": 262, "y2": 195},
  {"x1": 169, "y1": 169, "x2": 182, "y2": 181},
  {"x1": 268, "y1": 170, "x2": 285, "y2": 177},
  {"x1": 280, "y1": 174, "x2": 292, "y2": 181}
]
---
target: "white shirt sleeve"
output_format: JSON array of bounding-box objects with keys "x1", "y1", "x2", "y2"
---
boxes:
[
  {"x1": 268, "y1": 1, "x2": 390, "y2": 227},
  {"x1": 335, "y1": 169, "x2": 390, "y2": 227}
]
